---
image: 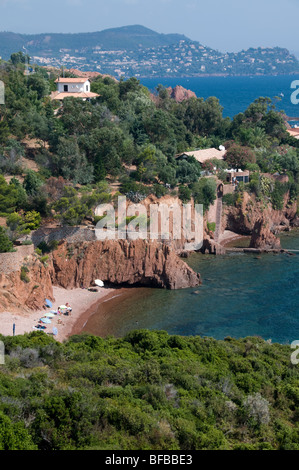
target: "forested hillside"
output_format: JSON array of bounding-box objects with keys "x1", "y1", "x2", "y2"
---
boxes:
[
  {"x1": 0, "y1": 53, "x2": 298, "y2": 251},
  {"x1": 0, "y1": 330, "x2": 298, "y2": 450}
]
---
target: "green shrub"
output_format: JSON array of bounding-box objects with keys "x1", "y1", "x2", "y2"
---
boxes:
[
  {"x1": 0, "y1": 227, "x2": 14, "y2": 253},
  {"x1": 178, "y1": 185, "x2": 192, "y2": 203},
  {"x1": 207, "y1": 222, "x2": 216, "y2": 232},
  {"x1": 222, "y1": 193, "x2": 237, "y2": 206},
  {"x1": 37, "y1": 240, "x2": 58, "y2": 254},
  {"x1": 191, "y1": 177, "x2": 217, "y2": 212},
  {"x1": 40, "y1": 255, "x2": 49, "y2": 265},
  {"x1": 21, "y1": 240, "x2": 33, "y2": 245},
  {"x1": 271, "y1": 182, "x2": 288, "y2": 210},
  {"x1": 20, "y1": 266, "x2": 30, "y2": 283}
]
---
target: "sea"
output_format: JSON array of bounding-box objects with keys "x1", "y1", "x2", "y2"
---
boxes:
[
  {"x1": 141, "y1": 75, "x2": 299, "y2": 121},
  {"x1": 81, "y1": 75, "x2": 299, "y2": 344},
  {"x1": 83, "y1": 231, "x2": 299, "y2": 344}
]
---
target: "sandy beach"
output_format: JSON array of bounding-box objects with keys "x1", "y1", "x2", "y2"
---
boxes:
[
  {"x1": 0, "y1": 286, "x2": 115, "y2": 342},
  {"x1": 0, "y1": 233, "x2": 247, "y2": 342},
  {"x1": 219, "y1": 230, "x2": 248, "y2": 246}
]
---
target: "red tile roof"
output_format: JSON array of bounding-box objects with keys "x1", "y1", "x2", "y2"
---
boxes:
[
  {"x1": 176, "y1": 148, "x2": 226, "y2": 163},
  {"x1": 55, "y1": 78, "x2": 89, "y2": 83}
]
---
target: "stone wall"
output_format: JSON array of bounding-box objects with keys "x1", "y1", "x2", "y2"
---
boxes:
[
  {"x1": 21, "y1": 226, "x2": 97, "y2": 247},
  {"x1": 0, "y1": 245, "x2": 35, "y2": 274}
]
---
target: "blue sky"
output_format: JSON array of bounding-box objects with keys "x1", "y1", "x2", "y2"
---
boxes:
[{"x1": 0, "y1": 0, "x2": 298, "y2": 54}]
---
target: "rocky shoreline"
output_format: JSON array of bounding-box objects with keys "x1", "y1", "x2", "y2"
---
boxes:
[{"x1": 0, "y1": 189, "x2": 298, "y2": 321}]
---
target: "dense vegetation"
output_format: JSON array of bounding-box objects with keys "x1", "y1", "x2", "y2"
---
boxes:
[
  {"x1": 0, "y1": 54, "x2": 298, "y2": 247},
  {"x1": 0, "y1": 330, "x2": 298, "y2": 450}
]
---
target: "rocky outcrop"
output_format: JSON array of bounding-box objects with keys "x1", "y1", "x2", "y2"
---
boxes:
[
  {"x1": 0, "y1": 239, "x2": 201, "y2": 312},
  {"x1": 292, "y1": 217, "x2": 299, "y2": 227},
  {"x1": 201, "y1": 237, "x2": 226, "y2": 255},
  {"x1": 50, "y1": 240, "x2": 201, "y2": 290},
  {"x1": 167, "y1": 85, "x2": 196, "y2": 102},
  {"x1": 224, "y1": 192, "x2": 297, "y2": 236},
  {"x1": 0, "y1": 257, "x2": 54, "y2": 313},
  {"x1": 249, "y1": 218, "x2": 281, "y2": 251}
]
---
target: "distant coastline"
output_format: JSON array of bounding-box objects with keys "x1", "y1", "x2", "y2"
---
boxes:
[
  {"x1": 1, "y1": 25, "x2": 298, "y2": 78},
  {"x1": 138, "y1": 72, "x2": 299, "y2": 78}
]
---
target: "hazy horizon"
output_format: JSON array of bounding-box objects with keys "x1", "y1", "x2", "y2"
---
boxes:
[{"x1": 0, "y1": 0, "x2": 297, "y2": 55}]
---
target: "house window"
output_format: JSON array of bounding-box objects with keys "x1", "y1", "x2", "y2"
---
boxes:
[
  {"x1": 64, "y1": 85, "x2": 68, "y2": 92},
  {"x1": 86, "y1": 85, "x2": 89, "y2": 92}
]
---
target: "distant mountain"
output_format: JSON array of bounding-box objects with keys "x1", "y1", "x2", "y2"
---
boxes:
[
  {"x1": 0, "y1": 25, "x2": 298, "y2": 78},
  {"x1": 290, "y1": 50, "x2": 299, "y2": 60},
  {"x1": 0, "y1": 25, "x2": 189, "y2": 57}
]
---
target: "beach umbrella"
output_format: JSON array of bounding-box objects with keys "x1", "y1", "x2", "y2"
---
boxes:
[
  {"x1": 45, "y1": 299, "x2": 52, "y2": 308},
  {"x1": 40, "y1": 317, "x2": 52, "y2": 324},
  {"x1": 44, "y1": 312, "x2": 55, "y2": 318},
  {"x1": 59, "y1": 305, "x2": 68, "y2": 310},
  {"x1": 50, "y1": 310, "x2": 58, "y2": 314},
  {"x1": 94, "y1": 279, "x2": 104, "y2": 287}
]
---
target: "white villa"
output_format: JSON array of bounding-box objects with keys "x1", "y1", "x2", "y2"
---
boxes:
[{"x1": 50, "y1": 78, "x2": 99, "y2": 101}]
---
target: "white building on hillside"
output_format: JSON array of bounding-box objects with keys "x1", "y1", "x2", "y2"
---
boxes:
[{"x1": 50, "y1": 78, "x2": 99, "y2": 101}]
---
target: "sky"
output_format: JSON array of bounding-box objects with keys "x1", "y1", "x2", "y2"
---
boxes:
[{"x1": 0, "y1": 0, "x2": 298, "y2": 54}]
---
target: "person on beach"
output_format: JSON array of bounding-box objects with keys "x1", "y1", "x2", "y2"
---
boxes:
[{"x1": 66, "y1": 303, "x2": 72, "y2": 315}]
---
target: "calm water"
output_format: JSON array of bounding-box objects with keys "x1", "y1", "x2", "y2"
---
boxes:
[
  {"x1": 141, "y1": 75, "x2": 299, "y2": 119},
  {"x1": 83, "y1": 231, "x2": 299, "y2": 344}
]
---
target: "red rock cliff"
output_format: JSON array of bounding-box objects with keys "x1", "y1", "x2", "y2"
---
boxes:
[
  {"x1": 0, "y1": 239, "x2": 201, "y2": 312},
  {"x1": 0, "y1": 257, "x2": 54, "y2": 313},
  {"x1": 51, "y1": 239, "x2": 201, "y2": 290}
]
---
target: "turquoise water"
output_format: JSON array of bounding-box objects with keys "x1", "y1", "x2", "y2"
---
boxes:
[
  {"x1": 141, "y1": 75, "x2": 299, "y2": 119},
  {"x1": 90, "y1": 231, "x2": 299, "y2": 344}
]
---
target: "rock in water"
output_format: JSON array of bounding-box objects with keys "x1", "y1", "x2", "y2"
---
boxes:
[{"x1": 249, "y1": 218, "x2": 281, "y2": 251}]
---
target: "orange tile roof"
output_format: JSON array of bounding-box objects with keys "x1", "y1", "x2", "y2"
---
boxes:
[
  {"x1": 55, "y1": 78, "x2": 89, "y2": 83},
  {"x1": 177, "y1": 148, "x2": 226, "y2": 163}
]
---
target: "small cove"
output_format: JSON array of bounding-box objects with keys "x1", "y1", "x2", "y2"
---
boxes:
[{"x1": 81, "y1": 230, "x2": 299, "y2": 344}]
